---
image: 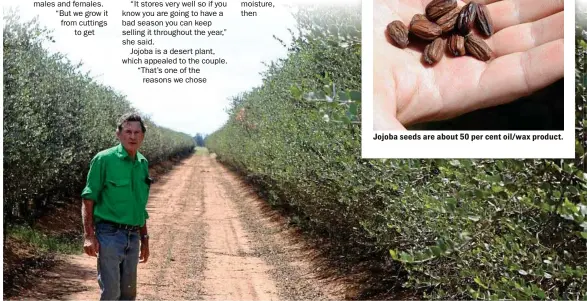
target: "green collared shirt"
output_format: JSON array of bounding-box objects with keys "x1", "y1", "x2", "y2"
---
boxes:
[{"x1": 81, "y1": 143, "x2": 150, "y2": 227}]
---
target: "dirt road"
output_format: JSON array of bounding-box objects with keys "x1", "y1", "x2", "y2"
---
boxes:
[{"x1": 14, "y1": 153, "x2": 349, "y2": 300}]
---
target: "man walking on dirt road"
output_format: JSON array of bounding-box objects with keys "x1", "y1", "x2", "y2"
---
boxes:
[{"x1": 81, "y1": 112, "x2": 151, "y2": 300}]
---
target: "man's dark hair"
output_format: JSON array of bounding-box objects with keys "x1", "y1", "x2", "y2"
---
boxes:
[{"x1": 117, "y1": 112, "x2": 147, "y2": 133}]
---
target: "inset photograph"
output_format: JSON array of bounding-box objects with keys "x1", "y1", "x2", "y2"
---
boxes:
[{"x1": 372, "y1": 0, "x2": 564, "y2": 131}]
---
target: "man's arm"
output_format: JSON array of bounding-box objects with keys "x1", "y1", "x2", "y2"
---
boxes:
[
  {"x1": 140, "y1": 221, "x2": 148, "y2": 238},
  {"x1": 139, "y1": 221, "x2": 149, "y2": 263},
  {"x1": 80, "y1": 154, "x2": 104, "y2": 258},
  {"x1": 82, "y1": 199, "x2": 95, "y2": 237},
  {"x1": 82, "y1": 199, "x2": 99, "y2": 256},
  {"x1": 140, "y1": 203, "x2": 149, "y2": 240}
]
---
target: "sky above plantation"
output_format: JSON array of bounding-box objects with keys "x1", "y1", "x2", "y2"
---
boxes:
[{"x1": 2, "y1": 0, "x2": 356, "y2": 136}]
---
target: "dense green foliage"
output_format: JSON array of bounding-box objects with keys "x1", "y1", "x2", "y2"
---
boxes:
[
  {"x1": 3, "y1": 13, "x2": 195, "y2": 225},
  {"x1": 206, "y1": 3, "x2": 586, "y2": 300}
]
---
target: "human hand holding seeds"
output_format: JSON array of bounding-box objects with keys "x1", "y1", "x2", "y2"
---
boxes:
[{"x1": 373, "y1": 0, "x2": 564, "y2": 130}]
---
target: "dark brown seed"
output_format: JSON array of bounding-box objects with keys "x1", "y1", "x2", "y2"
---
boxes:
[
  {"x1": 424, "y1": 37, "x2": 446, "y2": 65},
  {"x1": 410, "y1": 14, "x2": 428, "y2": 28},
  {"x1": 410, "y1": 19, "x2": 443, "y2": 41},
  {"x1": 435, "y1": 6, "x2": 460, "y2": 33},
  {"x1": 448, "y1": 34, "x2": 465, "y2": 56},
  {"x1": 387, "y1": 20, "x2": 410, "y2": 48},
  {"x1": 425, "y1": 0, "x2": 458, "y2": 20},
  {"x1": 475, "y1": 4, "x2": 494, "y2": 37},
  {"x1": 465, "y1": 34, "x2": 492, "y2": 61},
  {"x1": 456, "y1": 2, "x2": 478, "y2": 36}
]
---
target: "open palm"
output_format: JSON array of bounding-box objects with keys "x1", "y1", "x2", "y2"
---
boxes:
[{"x1": 373, "y1": 0, "x2": 564, "y2": 130}]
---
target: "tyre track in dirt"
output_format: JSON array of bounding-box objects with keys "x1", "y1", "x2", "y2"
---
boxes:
[
  {"x1": 12, "y1": 153, "x2": 350, "y2": 300},
  {"x1": 199, "y1": 161, "x2": 279, "y2": 300},
  {"x1": 211, "y1": 158, "x2": 350, "y2": 301},
  {"x1": 138, "y1": 156, "x2": 207, "y2": 300}
]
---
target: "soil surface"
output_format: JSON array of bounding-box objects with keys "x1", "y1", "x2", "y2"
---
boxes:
[{"x1": 8, "y1": 153, "x2": 353, "y2": 300}]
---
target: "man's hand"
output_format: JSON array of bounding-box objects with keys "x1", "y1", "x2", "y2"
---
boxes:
[
  {"x1": 139, "y1": 240, "x2": 149, "y2": 263},
  {"x1": 83, "y1": 235, "x2": 100, "y2": 257},
  {"x1": 374, "y1": 0, "x2": 564, "y2": 130},
  {"x1": 81, "y1": 199, "x2": 98, "y2": 257}
]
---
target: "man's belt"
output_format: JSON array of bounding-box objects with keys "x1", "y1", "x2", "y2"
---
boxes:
[{"x1": 100, "y1": 220, "x2": 141, "y2": 231}]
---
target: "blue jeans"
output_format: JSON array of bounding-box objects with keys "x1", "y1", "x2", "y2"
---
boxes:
[{"x1": 95, "y1": 223, "x2": 140, "y2": 301}]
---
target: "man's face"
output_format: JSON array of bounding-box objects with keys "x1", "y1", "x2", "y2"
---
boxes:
[{"x1": 117, "y1": 121, "x2": 144, "y2": 155}]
